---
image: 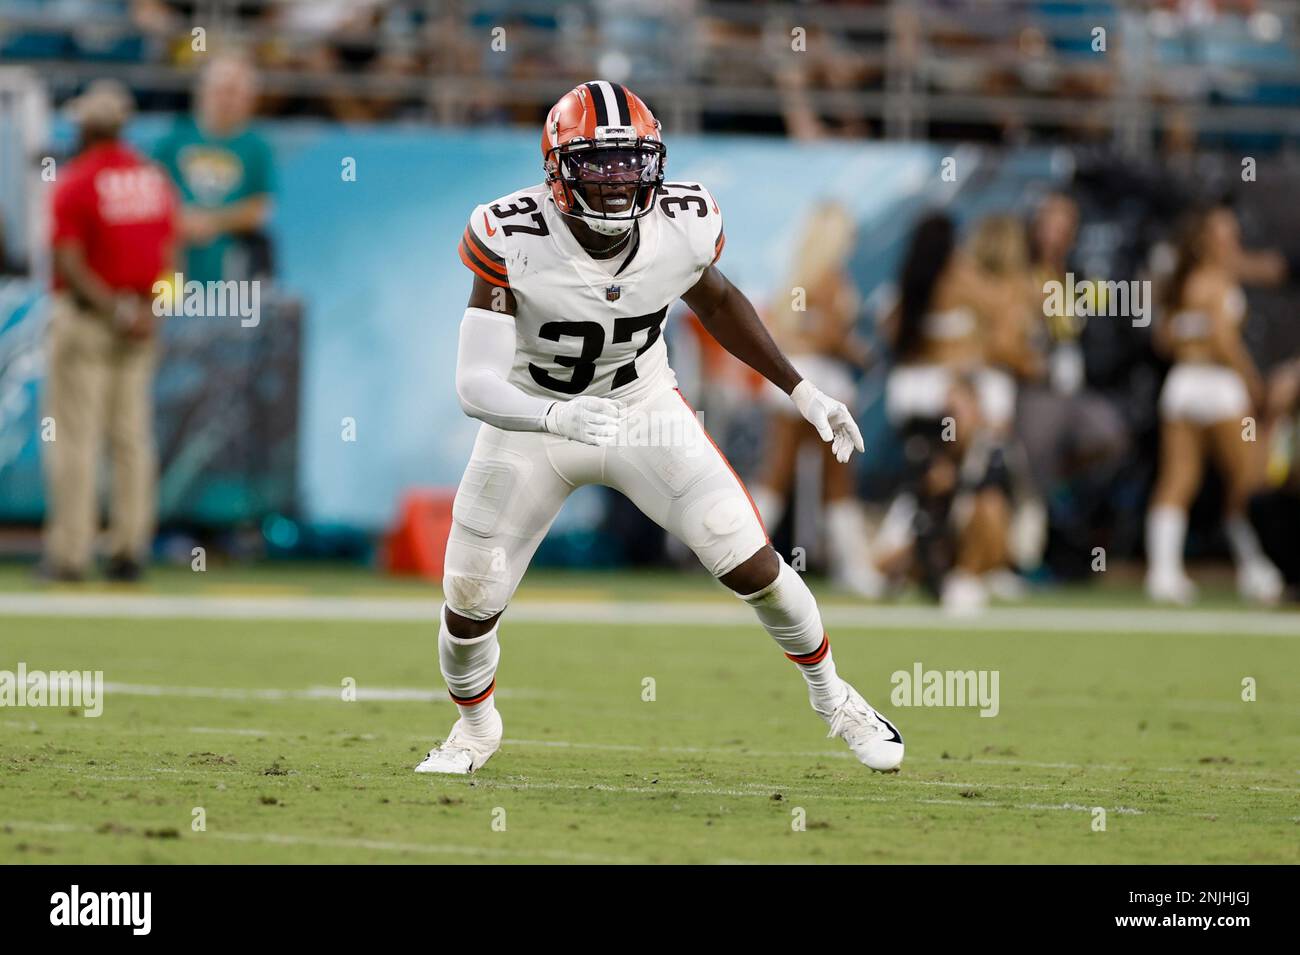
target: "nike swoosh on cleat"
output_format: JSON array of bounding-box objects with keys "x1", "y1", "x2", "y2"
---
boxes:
[{"x1": 878, "y1": 715, "x2": 902, "y2": 744}]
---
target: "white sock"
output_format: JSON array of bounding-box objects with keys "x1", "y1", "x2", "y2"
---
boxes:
[
  {"x1": 1224, "y1": 516, "x2": 1265, "y2": 568},
  {"x1": 437, "y1": 604, "x2": 500, "y2": 735},
  {"x1": 750, "y1": 485, "x2": 785, "y2": 533},
  {"x1": 1146, "y1": 505, "x2": 1187, "y2": 578},
  {"x1": 738, "y1": 556, "x2": 845, "y2": 712}
]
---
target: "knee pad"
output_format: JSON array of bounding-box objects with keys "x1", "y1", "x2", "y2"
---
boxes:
[
  {"x1": 442, "y1": 571, "x2": 510, "y2": 622},
  {"x1": 442, "y1": 539, "x2": 514, "y2": 621},
  {"x1": 680, "y1": 486, "x2": 767, "y2": 579}
]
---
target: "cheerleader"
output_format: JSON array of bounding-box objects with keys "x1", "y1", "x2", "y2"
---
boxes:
[
  {"x1": 752, "y1": 202, "x2": 878, "y2": 596},
  {"x1": 1147, "y1": 204, "x2": 1283, "y2": 604},
  {"x1": 881, "y1": 213, "x2": 1017, "y2": 613}
]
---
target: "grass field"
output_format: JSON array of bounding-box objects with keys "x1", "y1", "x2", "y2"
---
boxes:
[{"x1": 1, "y1": 562, "x2": 1297, "y2": 864}]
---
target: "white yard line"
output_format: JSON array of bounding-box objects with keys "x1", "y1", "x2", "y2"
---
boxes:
[
  {"x1": 0, "y1": 820, "x2": 637, "y2": 864},
  {"x1": 98, "y1": 682, "x2": 548, "y2": 702},
  {"x1": 20, "y1": 763, "x2": 1298, "y2": 824},
  {"x1": 205, "y1": 830, "x2": 633, "y2": 863},
  {"x1": 500, "y1": 737, "x2": 1298, "y2": 779},
  {"x1": 10, "y1": 679, "x2": 1291, "y2": 717},
  {"x1": 464, "y1": 778, "x2": 1146, "y2": 814},
  {"x1": 188, "y1": 726, "x2": 276, "y2": 737},
  {"x1": 458, "y1": 779, "x2": 1300, "y2": 822},
  {"x1": 488, "y1": 771, "x2": 1100, "y2": 795},
  {"x1": 10, "y1": 715, "x2": 1296, "y2": 783},
  {"x1": 2, "y1": 591, "x2": 1298, "y2": 636}
]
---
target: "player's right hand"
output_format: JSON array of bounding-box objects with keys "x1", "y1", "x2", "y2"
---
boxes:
[{"x1": 544, "y1": 396, "x2": 623, "y2": 446}]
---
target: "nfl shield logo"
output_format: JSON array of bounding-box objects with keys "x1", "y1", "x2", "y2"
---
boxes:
[{"x1": 605, "y1": 285, "x2": 621, "y2": 302}]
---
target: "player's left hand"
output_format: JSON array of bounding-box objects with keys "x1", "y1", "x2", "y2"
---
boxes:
[{"x1": 790, "y1": 379, "x2": 864, "y2": 464}]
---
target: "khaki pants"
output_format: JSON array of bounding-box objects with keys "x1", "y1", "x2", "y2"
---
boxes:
[{"x1": 42, "y1": 293, "x2": 159, "y2": 572}]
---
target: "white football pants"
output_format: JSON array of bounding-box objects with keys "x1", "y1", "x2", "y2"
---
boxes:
[{"x1": 442, "y1": 386, "x2": 769, "y2": 620}]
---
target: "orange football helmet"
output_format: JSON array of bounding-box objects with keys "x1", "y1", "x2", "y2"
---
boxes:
[{"x1": 541, "y1": 81, "x2": 665, "y2": 235}]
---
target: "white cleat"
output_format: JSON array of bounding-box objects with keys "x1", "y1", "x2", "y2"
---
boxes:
[
  {"x1": 983, "y1": 568, "x2": 1027, "y2": 602},
  {"x1": 941, "y1": 571, "x2": 987, "y2": 617},
  {"x1": 818, "y1": 680, "x2": 905, "y2": 773},
  {"x1": 414, "y1": 710, "x2": 502, "y2": 775},
  {"x1": 1146, "y1": 568, "x2": 1197, "y2": 606},
  {"x1": 833, "y1": 564, "x2": 887, "y2": 600},
  {"x1": 1238, "y1": 559, "x2": 1283, "y2": 606}
]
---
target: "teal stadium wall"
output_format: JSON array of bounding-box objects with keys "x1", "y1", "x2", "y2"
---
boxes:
[{"x1": 0, "y1": 121, "x2": 1056, "y2": 532}]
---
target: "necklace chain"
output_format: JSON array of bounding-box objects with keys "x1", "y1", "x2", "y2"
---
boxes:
[{"x1": 600, "y1": 226, "x2": 634, "y2": 256}]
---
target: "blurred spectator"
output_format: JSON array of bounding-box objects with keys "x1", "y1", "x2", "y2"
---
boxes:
[
  {"x1": 1250, "y1": 354, "x2": 1300, "y2": 599},
  {"x1": 41, "y1": 79, "x2": 178, "y2": 582},
  {"x1": 153, "y1": 53, "x2": 274, "y2": 283},
  {"x1": 1020, "y1": 192, "x2": 1128, "y2": 574},
  {"x1": 750, "y1": 202, "x2": 879, "y2": 596},
  {"x1": 967, "y1": 214, "x2": 1047, "y2": 572},
  {"x1": 264, "y1": 0, "x2": 423, "y2": 121},
  {"x1": 775, "y1": 24, "x2": 875, "y2": 140}
]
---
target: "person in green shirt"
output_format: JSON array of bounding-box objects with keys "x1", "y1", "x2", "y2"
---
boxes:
[{"x1": 154, "y1": 54, "x2": 274, "y2": 284}]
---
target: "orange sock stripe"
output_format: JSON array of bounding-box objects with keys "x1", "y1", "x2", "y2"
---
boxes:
[
  {"x1": 786, "y1": 635, "x2": 830, "y2": 666},
  {"x1": 450, "y1": 679, "x2": 496, "y2": 706}
]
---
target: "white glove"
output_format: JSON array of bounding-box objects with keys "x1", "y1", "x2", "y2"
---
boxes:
[
  {"x1": 791, "y1": 379, "x2": 864, "y2": 464},
  {"x1": 544, "y1": 396, "x2": 623, "y2": 446}
]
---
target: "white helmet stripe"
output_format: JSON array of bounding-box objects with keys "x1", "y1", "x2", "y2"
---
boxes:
[{"x1": 592, "y1": 80, "x2": 626, "y2": 127}]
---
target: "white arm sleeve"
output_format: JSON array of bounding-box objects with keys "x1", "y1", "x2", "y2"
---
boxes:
[{"x1": 455, "y1": 306, "x2": 554, "y2": 432}]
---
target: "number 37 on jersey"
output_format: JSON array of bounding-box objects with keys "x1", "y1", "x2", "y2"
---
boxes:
[{"x1": 457, "y1": 181, "x2": 725, "y2": 404}]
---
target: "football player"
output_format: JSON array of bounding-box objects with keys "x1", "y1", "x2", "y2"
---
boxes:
[{"x1": 417, "y1": 81, "x2": 903, "y2": 775}]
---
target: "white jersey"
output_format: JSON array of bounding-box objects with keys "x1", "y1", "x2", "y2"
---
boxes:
[{"x1": 457, "y1": 180, "x2": 726, "y2": 405}]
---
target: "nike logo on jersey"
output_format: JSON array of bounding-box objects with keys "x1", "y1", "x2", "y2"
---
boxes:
[{"x1": 483, "y1": 212, "x2": 497, "y2": 237}]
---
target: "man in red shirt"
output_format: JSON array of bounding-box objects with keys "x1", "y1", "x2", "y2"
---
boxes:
[{"x1": 41, "y1": 80, "x2": 178, "y2": 582}]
